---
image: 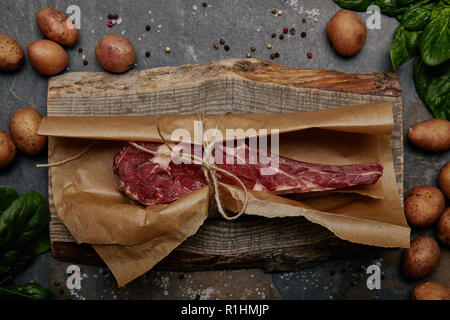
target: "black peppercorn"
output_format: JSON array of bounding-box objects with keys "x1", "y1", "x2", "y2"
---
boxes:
[
  {"x1": 145, "y1": 24, "x2": 151, "y2": 31},
  {"x1": 107, "y1": 13, "x2": 113, "y2": 20},
  {"x1": 275, "y1": 52, "x2": 280, "y2": 58},
  {"x1": 279, "y1": 34, "x2": 284, "y2": 40},
  {"x1": 213, "y1": 43, "x2": 219, "y2": 49},
  {"x1": 83, "y1": 60, "x2": 88, "y2": 66},
  {"x1": 202, "y1": 2, "x2": 207, "y2": 7},
  {"x1": 270, "y1": 53, "x2": 275, "y2": 59},
  {"x1": 250, "y1": 46, "x2": 256, "y2": 52},
  {"x1": 290, "y1": 28, "x2": 296, "y2": 35},
  {"x1": 78, "y1": 47, "x2": 83, "y2": 53},
  {"x1": 302, "y1": 18, "x2": 307, "y2": 23},
  {"x1": 301, "y1": 32, "x2": 307, "y2": 38},
  {"x1": 145, "y1": 51, "x2": 150, "y2": 57},
  {"x1": 271, "y1": 33, "x2": 276, "y2": 38},
  {"x1": 219, "y1": 38, "x2": 225, "y2": 45},
  {"x1": 224, "y1": 44, "x2": 230, "y2": 51}
]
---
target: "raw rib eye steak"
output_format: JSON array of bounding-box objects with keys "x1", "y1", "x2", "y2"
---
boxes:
[{"x1": 113, "y1": 142, "x2": 383, "y2": 206}]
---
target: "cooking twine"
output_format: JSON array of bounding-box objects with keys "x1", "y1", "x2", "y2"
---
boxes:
[{"x1": 37, "y1": 113, "x2": 249, "y2": 221}]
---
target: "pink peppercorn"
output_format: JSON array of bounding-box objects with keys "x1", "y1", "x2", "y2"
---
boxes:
[
  {"x1": 283, "y1": 28, "x2": 288, "y2": 34},
  {"x1": 107, "y1": 21, "x2": 113, "y2": 27},
  {"x1": 113, "y1": 13, "x2": 119, "y2": 19},
  {"x1": 307, "y1": 52, "x2": 312, "y2": 59}
]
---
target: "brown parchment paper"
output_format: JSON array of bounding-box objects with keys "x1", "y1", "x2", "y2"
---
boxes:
[{"x1": 39, "y1": 102, "x2": 409, "y2": 287}]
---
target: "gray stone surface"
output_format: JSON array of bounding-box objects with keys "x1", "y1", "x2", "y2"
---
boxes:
[{"x1": 0, "y1": 0, "x2": 448, "y2": 300}]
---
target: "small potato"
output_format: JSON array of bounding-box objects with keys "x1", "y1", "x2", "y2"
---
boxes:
[
  {"x1": 0, "y1": 130, "x2": 16, "y2": 168},
  {"x1": 402, "y1": 235, "x2": 440, "y2": 279},
  {"x1": 326, "y1": 10, "x2": 367, "y2": 57},
  {"x1": 404, "y1": 185, "x2": 445, "y2": 227},
  {"x1": 437, "y1": 208, "x2": 450, "y2": 246},
  {"x1": 27, "y1": 39, "x2": 68, "y2": 76},
  {"x1": 408, "y1": 119, "x2": 450, "y2": 152},
  {"x1": 412, "y1": 281, "x2": 450, "y2": 300},
  {"x1": 438, "y1": 162, "x2": 450, "y2": 199},
  {"x1": 37, "y1": 8, "x2": 78, "y2": 47},
  {"x1": 9, "y1": 107, "x2": 47, "y2": 155},
  {"x1": 0, "y1": 34, "x2": 24, "y2": 72},
  {"x1": 95, "y1": 34, "x2": 136, "y2": 73}
]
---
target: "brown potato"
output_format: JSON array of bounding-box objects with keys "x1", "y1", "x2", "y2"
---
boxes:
[
  {"x1": 438, "y1": 162, "x2": 450, "y2": 199},
  {"x1": 412, "y1": 281, "x2": 450, "y2": 300},
  {"x1": 27, "y1": 39, "x2": 68, "y2": 76},
  {"x1": 402, "y1": 235, "x2": 440, "y2": 279},
  {"x1": 95, "y1": 34, "x2": 135, "y2": 73},
  {"x1": 0, "y1": 34, "x2": 24, "y2": 71},
  {"x1": 9, "y1": 107, "x2": 47, "y2": 155},
  {"x1": 0, "y1": 130, "x2": 16, "y2": 168},
  {"x1": 37, "y1": 8, "x2": 78, "y2": 47},
  {"x1": 404, "y1": 186, "x2": 445, "y2": 227},
  {"x1": 326, "y1": 10, "x2": 367, "y2": 57},
  {"x1": 437, "y1": 208, "x2": 450, "y2": 246},
  {"x1": 408, "y1": 119, "x2": 450, "y2": 152}
]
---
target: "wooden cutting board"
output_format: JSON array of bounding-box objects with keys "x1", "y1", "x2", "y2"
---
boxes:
[{"x1": 48, "y1": 58, "x2": 403, "y2": 271}]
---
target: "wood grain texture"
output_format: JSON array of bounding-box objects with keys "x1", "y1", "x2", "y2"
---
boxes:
[{"x1": 47, "y1": 58, "x2": 403, "y2": 271}]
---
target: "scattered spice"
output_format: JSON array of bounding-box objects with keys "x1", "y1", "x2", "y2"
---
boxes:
[
  {"x1": 302, "y1": 18, "x2": 307, "y2": 23},
  {"x1": 165, "y1": 47, "x2": 171, "y2": 53},
  {"x1": 270, "y1": 53, "x2": 275, "y2": 59},
  {"x1": 83, "y1": 59, "x2": 88, "y2": 65},
  {"x1": 275, "y1": 52, "x2": 280, "y2": 58},
  {"x1": 250, "y1": 46, "x2": 256, "y2": 52},
  {"x1": 202, "y1": 2, "x2": 207, "y2": 7},
  {"x1": 213, "y1": 43, "x2": 219, "y2": 49},
  {"x1": 145, "y1": 24, "x2": 151, "y2": 31},
  {"x1": 107, "y1": 13, "x2": 113, "y2": 19},
  {"x1": 279, "y1": 34, "x2": 284, "y2": 40},
  {"x1": 54, "y1": 280, "x2": 60, "y2": 286},
  {"x1": 271, "y1": 9, "x2": 276, "y2": 14},
  {"x1": 290, "y1": 28, "x2": 296, "y2": 35},
  {"x1": 224, "y1": 44, "x2": 230, "y2": 51},
  {"x1": 283, "y1": 27, "x2": 288, "y2": 34},
  {"x1": 267, "y1": 44, "x2": 272, "y2": 49},
  {"x1": 246, "y1": 52, "x2": 251, "y2": 58},
  {"x1": 307, "y1": 52, "x2": 312, "y2": 59},
  {"x1": 113, "y1": 13, "x2": 119, "y2": 19},
  {"x1": 301, "y1": 32, "x2": 307, "y2": 38},
  {"x1": 271, "y1": 33, "x2": 276, "y2": 38},
  {"x1": 219, "y1": 38, "x2": 225, "y2": 45},
  {"x1": 145, "y1": 51, "x2": 150, "y2": 57},
  {"x1": 77, "y1": 47, "x2": 83, "y2": 53}
]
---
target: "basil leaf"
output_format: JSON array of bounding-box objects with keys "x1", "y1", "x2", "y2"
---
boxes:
[
  {"x1": 400, "y1": 3, "x2": 435, "y2": 30},
  {"x1": 333, "y1": 0, "x2": 374, "y2": 11},
  {"x1": 0, "y1": 282, "x2": 53, "y2": 300},
  {"x1": 0, "y1": 187, "x2": 19, "y2": 213},
  {"x1": 390, "y1": 26, "x2": 422, "y2": 70},
  {"x1": 0, "y1": 191, "x2": 50, "y2": 251},
  {"x1": 419, "y1": 14, "x2": 450, "y2": 66}
]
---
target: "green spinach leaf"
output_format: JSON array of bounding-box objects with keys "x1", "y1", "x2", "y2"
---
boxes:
[
  {"x1": 400, "y1": 3, "x2": 435, "y2": 30},
  {"x1": 419, "y1": 13, "x2": 450, "y2": 66},
  {"x1": 0, "y1": 280, "x2": 53, "y2": 300},
  {"x1": 0, "y1": 186, "x2": 18, "y2": 212},
  {"x1": 390, "y1": 26, "x2": 422, "y2": 70},
  {"x1": 333, "y1": 0, "x2": 374, "y2": 11},
  {"x1": 0, "y1": 191, "x2": 50, "y2": 251},
  {"x1": 413, "y1": 57, "x2": 450, "y2": 119}
]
